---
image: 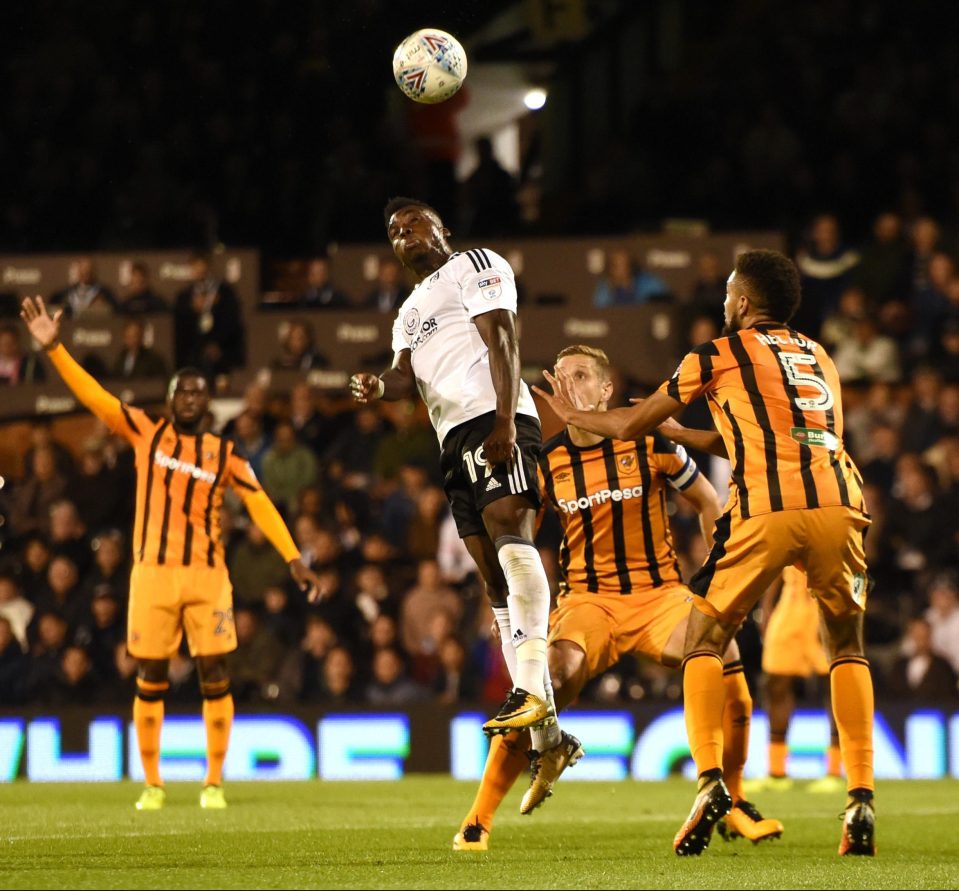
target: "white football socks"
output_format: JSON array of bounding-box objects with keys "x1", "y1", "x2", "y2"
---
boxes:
[
  {"x1": 491, "y1": 605, "x2": 517, "y2": 684},
  {"x1": 496, "y1": 536, "x2": 552, "y2": 701},
  {"x1": 531, "y1": 667, "x2": 562, "y2": 751}
]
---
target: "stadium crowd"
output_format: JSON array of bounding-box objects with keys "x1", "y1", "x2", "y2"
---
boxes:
[{"x1": 1, "y1": 209, "x2": 958, "y2": 709}]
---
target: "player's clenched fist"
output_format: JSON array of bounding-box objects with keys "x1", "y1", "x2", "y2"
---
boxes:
[{"x1": 350, "y1": 372, "x2": 385, "y2": 403}]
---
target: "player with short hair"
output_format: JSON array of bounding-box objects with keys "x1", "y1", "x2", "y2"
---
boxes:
[
  {"x1": 21, "y1": 296, "x2": 320, "y2": 811},
  {"x1": 535, "y1": 249, "x2": 876, "y2": 857},
  {"x1": 454, "y1": 344, "x2": 782, "y2": 852},
  {"x1": 351, "y1": 197, "x2": 558, "y2": 740}
]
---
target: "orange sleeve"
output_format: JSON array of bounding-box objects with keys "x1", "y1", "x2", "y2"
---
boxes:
[
  {"x1": 227, "y1": 454, "x2": 301, "y2": 563},
  {"x1": 658, "y1": 341, "x2": 722, "y2": 406},
  {"x1": 46, "y1": 343, "x2": 149, "y2": 443}
]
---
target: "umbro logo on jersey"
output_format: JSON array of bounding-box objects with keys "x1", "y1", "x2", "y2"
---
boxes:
[{"x1": 485, "y1": 477, "x2": 502, "y2": 492}]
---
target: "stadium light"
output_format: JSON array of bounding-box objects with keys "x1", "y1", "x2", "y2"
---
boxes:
[{"x1": 524, "y1": 88, "x2": 547, "y2": 111}]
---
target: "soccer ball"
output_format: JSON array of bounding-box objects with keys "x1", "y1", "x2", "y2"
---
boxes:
[{"x1": 392, "y1": 29, "x2": 467, "y2": 104}]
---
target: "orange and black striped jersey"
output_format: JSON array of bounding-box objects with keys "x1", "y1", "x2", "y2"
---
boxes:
[
  {"x1": 538, "y1": 431, "x2": 700, "y2": 595},
  {"x1": 47, "y1": 344, "x2": 300, "y2": 569},
  {"x1": 659, "y1": 324, "x2": 866, "y2": 519}
]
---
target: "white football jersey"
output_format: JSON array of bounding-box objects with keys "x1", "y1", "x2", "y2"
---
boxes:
[{"x1": 390, "y1": 248, "x2": 539, "y2": 445}]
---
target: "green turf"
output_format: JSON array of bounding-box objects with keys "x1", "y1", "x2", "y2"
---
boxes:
[{"x1": 1, "y1": 778, "x2": 958, "y2": 889}]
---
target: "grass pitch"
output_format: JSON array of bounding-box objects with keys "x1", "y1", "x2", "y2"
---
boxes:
[{"x1": 2, "y1": 778, "x2": 958, "y2": 889}]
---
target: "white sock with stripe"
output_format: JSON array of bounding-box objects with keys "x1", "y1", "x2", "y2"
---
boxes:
[
  {"x1": 495, "y1": 536, "x2": 551, "y2": 700},
  {"x1": 492, "y1": 605, "x2": 518, "y2": 684}
]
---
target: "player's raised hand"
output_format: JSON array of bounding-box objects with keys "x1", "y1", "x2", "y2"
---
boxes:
[
  {"x1": 532, "y1": 368, "x2": 578, "y2": 424},
  {"x1": 289, "y1": 559, "x2": 324, "y2": 603},
  {"x1": 349, "y1": 372, "x2": 383, "y2": 404},
  {"x1": 19, "y1": 296, "x2": 63, "y2": 350}
]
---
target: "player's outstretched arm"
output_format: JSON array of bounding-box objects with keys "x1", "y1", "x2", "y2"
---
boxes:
[
  {"x1": 20, "y1": 295, "x2": 130, "y2": 435},
  {"x1": 650, "y1": 411, "x2": 728, "y2": 459},
  {"x1": 534, "y1": 369, "x2": 682, "y2": 442},
  {"x1": 350, "y1": 349, "x2": 416, "y2": 403}
]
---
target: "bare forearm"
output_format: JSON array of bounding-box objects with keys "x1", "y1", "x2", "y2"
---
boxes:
[
  {"x1": 487, "y1": 330, "x2": 520, "y2": 418},
  {"x1": 698, "y1": 500, "x2": 721, "y2": 544},
  {"x1": 567, "y1": 405, "x2": 651, "y2": 441},
  {"x1": 670, "y1": 427, "x2": 728, "y2": 459},
  {"x1": 379, "y1": 365, "x2": 417, "y2": 400}
]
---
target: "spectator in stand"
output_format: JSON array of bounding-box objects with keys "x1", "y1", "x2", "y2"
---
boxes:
[
  {"x1": 365, "y1": 647, "x2": 428, "y2": 705},
  {"x1": 937, "y1": 320, "x2": 959, "y2": 384},
  {"x1": 33, "y1": 554, "x2": 89, "y2": 632},
  {"x1": 74, "y1": 591, "x2": 124, "y2": 682},
  {"x1": 25, "y1": 612, "x2": 69, "y2": 699},
  {"x1": 296, "y1": 257, "x2": 350, "y2": 309},
  {"x1": 50, "y1": 257, "x2": 117, "y2": 318},
  {"x1": 109, "y1": 641, "x2": 138, "y2": 702},
  {"x1": 0, "y1": 573, "x2": 34, "y2": 652},
  {"x1": 22, "y1": 420, "x2": 75, "y2": 481},
  {"x1": 229, "y1": 411, "x2": 271, "y2": 478},
  {"x1": 271, "y1": 320, "x2": 328, "y2": 372},
  {"x1": 18, "y1": 533, "x2": 52, "y2": 594},
  {"x1": 297, "y1": 615, "x2": 339, "y2": 702},
  {"x1": 794, "y1": 214, "x2": 860, "y2": 335},
  {"x1": 317, "y1": 646, "x2": 360, "y2": 704},
  {"x1": 48, "y1": 499, "x2": 91, "y2": 575},
  {"x1": 111, "y1": 318, "x2": 168, "y2": 379},
  {"x1": 0, "y1": 324, "x2": 45, "y2": 384},
  {"x1": 888, "y1": 618, "x2": 957, "y2": 700},
  {"x1": 463, "y1": 136, "x2": 519, "y2": 237},
  {"x1": 228, "y1": 523, "x2": 290, "y2": 608},
  {"x1": 43, "y1": 646, "x2": 103, "y2": 706},
  {"x1": 289, "y1": 382, "x2": 339, "y2": 454},
  {"x1": 373, "y1": 402, "x2": 436, "y2": 482},
  {"x1": 832, "y1": 313, "x2": 902, "y2": 384},
  {"x1": 593, "y1": 249, "x2": 669, "y2": 308},
  {"x1": 362, "y1": 258, "x2": 406, "y2": 313},
  {"x1": 173, "y1": 251, "x2": 245, "y2": 375},
  {"x1": 9, "y1": 446, "x2": 70, "y2": 536},
  {"x1": 878, "y1": 455, "x2": 950, "y2": 590},
  {"x1": 900, "y1": 367, "x2": 943, "y2": 454},
  {"x1": 687, "y1": 253, "x2": 728, "y2": 319},
  {"x1": 406, "y1": 487, "x2": 449, "y2": 563},
  {"x1": 69, "y1": 441, "x2": 130, "y2": 536},
  {"x1": 860, "y1": 423, "x2": 900, "y2": 492},
  {"x1": 924, "y1": 573, "x2": 959, "y2": 675},
  {"x1": 222, "y1": 382, "x2": 278, "y2": 438},
  {"x1": 352, "y1": 564, "x2": 396, "y2": 624},
  {"x1": 326, "y1": 406, "x2": 385, "y2": 486},
  {"x1": 0, "y1": 617, "x2": 27, "y2": 703},
  {"x1": 434, "y1": 636, "x2": 478, "y2": 704},
  {"x1": 82, "y1": 529, "x2": 129, "y2": 605},
  {"x1": 226, "y1": 607, "x2": 285, "y2": 703},
  {"x1": 855, "y1": 212, "x2": 909, "y2": 305},
  {"x1": 261, "y1": 420, "x2": 319, "y2": 517},
  {"x1": 117, "y1": 262, "x2": 168, "y2": 314},
  {"x1": 262, "y1": 585, "x2": 301, "y2": 648},
  {"x1": 400, "y1": 559, "x2": 462, "y2": 659},
  {"x1": 820, "y1": 286, "x2": 869, "y2": 349}
]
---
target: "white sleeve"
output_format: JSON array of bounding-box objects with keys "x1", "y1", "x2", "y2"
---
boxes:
[
  {"x1": 391, "y1": 308, "x2": 407, "y2": 353},
  {"x1": 458, "y1": 249, "x2": 518, "y2": 320}
]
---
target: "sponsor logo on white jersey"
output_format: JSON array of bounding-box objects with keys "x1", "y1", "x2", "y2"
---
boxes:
[{"x1": 557, "y1": 485, "x2": 643, "y2": 514}]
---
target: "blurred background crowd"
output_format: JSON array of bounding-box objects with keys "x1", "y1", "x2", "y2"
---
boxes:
[{"x1": 1, "y1": 0, "x2": 959, "y2": 710}]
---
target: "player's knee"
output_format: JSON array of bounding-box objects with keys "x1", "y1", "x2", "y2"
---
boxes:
[
  {"x1": 196, "y1": 655, "x2": 230, "y2": 694},
  {"x1": 822, "y1": 612, "x2": 865, "y2": 659},
  {"x1": 137, "y1": 659, "x2": 169, "y2": 685},
  {"x1": 494, "y1": 536, "x2": 547, "y2": 593}
]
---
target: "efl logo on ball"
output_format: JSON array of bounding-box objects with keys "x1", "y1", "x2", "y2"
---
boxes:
[{"x1": 393, "y1": 28, "x2": 467, "y2": 104}]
